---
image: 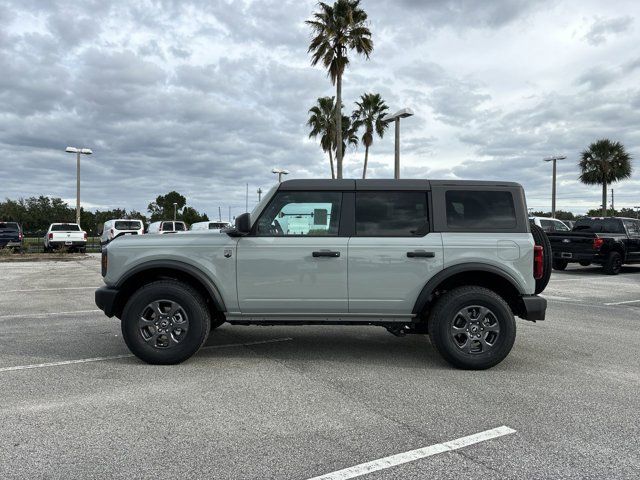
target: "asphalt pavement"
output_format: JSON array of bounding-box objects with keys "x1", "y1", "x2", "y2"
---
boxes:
[{"x1": 0, "y1": 256, "x2": 638, "y2": 479}]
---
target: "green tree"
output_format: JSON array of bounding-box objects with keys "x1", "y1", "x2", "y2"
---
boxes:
[
  {"x1": 579, "y1": 139, "x2": 632, "y2": 217},
  {"x1": 307, "y1": 0, "x2": 373, "y2": 179},
  {"x1": 147, "y1": 191, "x2": 187, "y2": 221},
  {"x1": 352, "y1": 93, "x2": 388, "y2": 179},
  {"x1": 308, "y1": 96, "x2": 338, "y2": 179},
  {"x1": 181, "y1": 206, "x2": 209, "y2": 226}
]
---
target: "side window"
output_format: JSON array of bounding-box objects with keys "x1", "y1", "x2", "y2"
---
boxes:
[
  {"x1": 161, "y1": 222, "x2": 173, "y2": 231},
  {"x1": 255, "y1": 191, "x2": 342, "y2": 236},
  {"x1": 355, "y1": 191, "x2": 428, "y2": 236},
  {"x1": 540, "y1": 219, "x2": 554, "y2": 231},
  {"x1": 623, "y1": 219, "x2": 640, "y2": 236},
  {"x1": 445, "y1": 190, "x2": 516, "y2": 229},
  {"x1": 554, "y1": 220, "x2": 570, "y2": 232}
]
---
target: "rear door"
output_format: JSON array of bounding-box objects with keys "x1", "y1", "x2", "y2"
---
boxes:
[
  {"x1": 237, "y1": 190, "x2": 348, "y2": 313},
  {"x1": 348, "y1": 190, "x2": 443, "y2": 314}
]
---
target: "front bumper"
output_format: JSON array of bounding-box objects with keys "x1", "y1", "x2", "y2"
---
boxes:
[
  {"x1": 95, "y1": 286, "x2": 119, "y2": 318},
  {"x1": 519, "y1": 295, "x2": 547, "y2": 321}
]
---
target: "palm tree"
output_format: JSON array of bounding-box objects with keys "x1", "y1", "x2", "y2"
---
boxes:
[
  {"x1": 307, "y1": 0, "x2": 373, "y2": 179},
  {"x1": 352, "y1": 93, "x2": 388, "y2": 178},
  {"x1": 339, "y1": 113, "x2": 359, "y2": 160},
  {"x1": 307, "y1": 96, "x2": 338, "y2": 179},
  {"x1": 579, "y1": 139, "x2": 632, "y2": 217}
]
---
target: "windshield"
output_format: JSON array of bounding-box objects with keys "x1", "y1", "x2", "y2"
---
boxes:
[
  {"x1": 209, "y1": 222, "x2": 229, "y2": 229},
  {"x1": 0, "y1": 222, "x2": 19, "y2": 231},
  {"x1": 574, "y1": 218, "x2": 625, "y2": 233},
  {"x1": 51, "y1": 224, "x2": 81, "y2": 231},
  {"x1": 115, "y1": 221, "x2": 142, "y2": 230},
  {"x1": 250, "y1": 184, "x2": 278, "y2": 222}
]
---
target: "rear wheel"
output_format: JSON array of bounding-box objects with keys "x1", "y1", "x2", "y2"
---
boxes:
[
  {"x1": 579, "y1": 261, "x2": 591, "y2": 267},
  {"x1": 603, "y1": 251, "x2": 622, "y2": 275},
  {"x1": 121, "y1": 280, "x2": 211, "y2": 364},
  {"x1": 530, "y1": 224, "x2": 552, "y2": 294},
  {"x1": 428, "y1": 286, "x2": 516, "y2": 370},
  {"x1": 553, "y1": 259, "x2": 568, "y2": 270}
]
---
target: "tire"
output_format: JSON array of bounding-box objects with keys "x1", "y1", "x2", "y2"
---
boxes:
[
  {"x1": 211, "y1": 318, "x2": 225, "y2": 330},
  {"x1": 579, "y1": 261, "x2": 591, "y2": 267},
  {"x1": 427, "y1": 286, "x2": 516, "y2": 370},
  {"x1": 603, "y1": 251, "x2": 622, "y2": 275},
  {"x1": 530, "y1": 224, "x2": 552, "y2": 294},
  {"x1": 121, "y1": 280, "x2": 211, "y2": 364},
  {"x1": 553, "y1": 259, "x2": 568, "y2": 271}
]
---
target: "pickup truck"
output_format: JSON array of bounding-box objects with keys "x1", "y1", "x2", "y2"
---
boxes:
[
  {"x1": 44, "y1": 223, "x2": 87, "y2": 253},
  {"x1": 547, "y1": 217, "x2": 640, "y2": 274},
  {"x1": 0, "y1": 222, "x2": 23, "y2": 252},
  {"x1": 96, "y1": 179, "x2": 549, "y2": 370}
]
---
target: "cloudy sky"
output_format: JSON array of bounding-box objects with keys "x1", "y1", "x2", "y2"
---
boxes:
[{"x1": 1, "y1": 0, "x2": 639, "y2": 218}]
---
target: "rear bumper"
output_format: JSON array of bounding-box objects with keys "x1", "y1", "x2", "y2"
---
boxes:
[
  {"x1": 48, "y1": 240, "x2": 86, "y2": 248},
  {"x1": 95, "y1": 286, "x2": 119, "y2": 318},
  {"x1": 0, "y1": 240, "x2": 22, "y2": 247},
  {"x1": 553, "y1": 251, "x2": 603, "y2": 263},
  {"x1": 519, "y1": 295, "x2": 547, "y2": 321}
]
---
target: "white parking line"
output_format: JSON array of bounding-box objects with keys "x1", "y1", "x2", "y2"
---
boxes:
[
  {"x1": 603, "y1": 299, "x2": 640, "y2": 306},
  {"x1": 0, "y1": 337, "x2": 293, "y2": 373},
  {"x1": 542, "y1": 295, "x2": 572, "y2": 301},
  {"x1": 0, "y1": 309, "x2": 102, "y2": 320},
  {"x1": 306, "y1": 426, "x2": 516, "y2": 480},
  {"x1": 3, "y1": 287, "x2": 100, "y2": 293}
]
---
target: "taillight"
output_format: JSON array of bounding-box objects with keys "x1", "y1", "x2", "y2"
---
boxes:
[
  {"x1": 593, "y1": 238, "x2": 604, "y2": 250},
  {"x1": 533, "y1": 245, "x2": 544, "y2": 279},
  {"x1": 48, "y1": 233, "x2": 53, "y2": 239},
  {"x1": 18, "y1": 232, "x2": 23, "y2": 240},
  {"x1": 83, "y1": 231, "x2": 87, "y2": 240}
]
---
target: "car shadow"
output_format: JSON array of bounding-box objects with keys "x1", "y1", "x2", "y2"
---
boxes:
[{"x1": 552, "y1": 265, "x2": 640, "y2": 277}]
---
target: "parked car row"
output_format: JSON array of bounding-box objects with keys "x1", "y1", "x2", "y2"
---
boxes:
[{"x1": 99, "y1": 219, "x2": 232, "y2": 245}]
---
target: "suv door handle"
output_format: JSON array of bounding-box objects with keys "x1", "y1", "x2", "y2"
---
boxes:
[
  {"x1": 407, "y1": 250, "x2": 435, "y2": 258},
  {"x1": 312, "y1": 250, "x2": 340, "y2": 258}
]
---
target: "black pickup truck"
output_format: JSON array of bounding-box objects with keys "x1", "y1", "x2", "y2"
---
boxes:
[{"x1": 547, "y1": 217, "x2": 640, "y2": 275}]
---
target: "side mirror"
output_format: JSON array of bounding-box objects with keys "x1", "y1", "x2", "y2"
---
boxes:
[{"x1": 227, "y1": 213, "x2": 250, "y2": 236}]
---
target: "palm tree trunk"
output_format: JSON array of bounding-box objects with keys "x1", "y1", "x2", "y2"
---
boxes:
[
  {"x1": 329, "y1": 149, "x2": 335, "y2": 179},
  {"x1": 362, "y1": 145, "x2": 369, "y2": 179},
  {"x1": 602, "y1": 179, "x2": 607, "y2": 217},
  {"x1": 335, "y1": 73, "x2": 343, "y2": 179}
]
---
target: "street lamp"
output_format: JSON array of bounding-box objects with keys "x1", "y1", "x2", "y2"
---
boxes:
[
  {"x1": 382, "y1": 108, "x2": 414, "y2": 179},
  {"x1": 543, "y1": 155, "x2": 567, "y2": 218},
  {"x1": 65, "y1": 146, "x2": 93, "y2": 226},
  {"x1": 272, "y1": 168, "x2": 289, "y2": 183},
  {"x1": 257, "y1": 187, "x2": 263, "y2": 202},
  {"x1": 173, "y1": 202, "x2": 177, "y2": 221}
]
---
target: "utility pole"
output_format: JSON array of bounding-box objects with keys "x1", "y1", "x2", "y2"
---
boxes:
[
  {"x1": 218, "y1": 206, "x2": 222, "y2": 222},
  {"x1": 228, "y1": 206, "x2": 231, "y2": 223},
  {"x1": 173, "y1": 202, "x2": 177, "y2": 221},
  {"x1": 245, "y1": 183, "x2": 249, "y2": 212},
  {"x1": 65, "y1": 147, "x2": 93, "y2": 226},
  {"x1": 543, "y1": 155, "x2": 567, "y2": 218},
  {"x1": 257, "y1": 187, "x2": 263, "y2": 202},
  {"x1": 634, "y1": 206, "x2": 640, "y2": 219},
  {"x1": 611, "y1": 189, "x2": 614, "y2": 214}
]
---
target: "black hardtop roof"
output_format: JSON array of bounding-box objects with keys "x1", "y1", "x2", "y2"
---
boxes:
[{"x1": 278, "y1": 179, "x2": 521, "y2": 191}]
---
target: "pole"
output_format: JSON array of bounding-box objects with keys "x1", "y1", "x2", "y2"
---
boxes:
[
  {"x1": 76, "y1": 151, "x2": 81, "y2": 225},
  {"x1": 173, "y1": 203, "x2": 177, "y2": 221},
  {"x1": 218, "y1": 206, "x2": 222, "y2": 222},
  {"x1": 611, "y1": 189, "x2": 614, "y2": 213},
  {"x1": 257, "y1": 188, "x2": 262, "y2": 202},
  {"x1": 228, "y1": 206, "x2": 231, "y2": 223},
  {"x1": 245, "y1": 183, "x2": 249, "y2": 212},
  {"x1": 394, "y1": 120, "x2": 400, "y2": 179},
  {"x1": 551, "y1": 158, "x2": 557, "y2": 218}
]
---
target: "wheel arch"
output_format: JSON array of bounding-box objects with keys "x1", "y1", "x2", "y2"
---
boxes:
[
  {"x1": 112, "y1": 261, "x2": 226, "y2": 320},
  {"x1": 413, "y1": 263, "x2": 526, "y2": 318}
]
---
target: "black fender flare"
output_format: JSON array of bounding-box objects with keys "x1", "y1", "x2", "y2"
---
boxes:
[
  {"x1": 115, "y1": 260, "x2": 226, "y2": 312},
  {"x1": 412, "y1": 263, "x2": 525, "y2": 315}
]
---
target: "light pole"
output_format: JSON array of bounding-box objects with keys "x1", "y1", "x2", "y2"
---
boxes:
[
  {"x1": 257, "y1": 187, "x2": 263, "y2": 202},
  {"x1": 382, "y1": 108, "x2": 414, "y2": 179},
  {"x1": 635, "y1": 206, "x2": 640, "y2": 219},
  {"x1": 272, "y1": 168, "x2": 289, "y2": 183},
  {"x1": 173, "y1": 202, "x2": 177, "y2": 221},
  {"x1": 65, "y1": 147, "x2": 93, "y2": 226},
  {"x1": 543, "y1": 155, "x2": 566, "y2": 218}
]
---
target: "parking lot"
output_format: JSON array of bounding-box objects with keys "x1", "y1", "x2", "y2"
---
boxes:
[{"x1": 0, "y1": 256, "x2": 638, "y2": 479}]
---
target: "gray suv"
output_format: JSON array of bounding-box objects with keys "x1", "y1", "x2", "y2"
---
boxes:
[{"x1": 96, "y1": 179, "x2": 549, "y2": 369}]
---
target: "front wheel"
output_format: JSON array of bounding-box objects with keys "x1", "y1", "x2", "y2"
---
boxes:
[
  {"x1": 121, "y1": 280, "x2": 211, "y2": 364},
  {"x1": 428, "y1": 286, "x2": 516, "y2": 370},
  {"x1": 603, "y1": 251, "x2": 622, "y2": 275}
]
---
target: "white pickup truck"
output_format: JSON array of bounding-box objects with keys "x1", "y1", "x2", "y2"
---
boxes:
[{"x1": 44, "y1": 223, "x2": 87, "y2": 253}]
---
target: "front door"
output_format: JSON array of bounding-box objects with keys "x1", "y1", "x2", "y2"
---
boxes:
[
  {"x1": 237, "y1": 190, "x2": 348, "y2": 313},
  {"x1": 348, "y1": 191, "x2": 444, "y2": 314}
]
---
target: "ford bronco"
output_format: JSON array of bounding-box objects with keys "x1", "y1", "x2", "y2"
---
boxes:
[{"x1": 96, "y1": 179, "x2": 549, "y2": 369}]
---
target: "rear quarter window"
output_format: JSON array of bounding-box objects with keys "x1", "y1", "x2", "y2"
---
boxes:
[
  {"x1": 51, "y1": 224, "x2": 81, "y2": 231},
  {"x1": 445, "y1": 190, "x2": 516, "y2": 229},
  {"x1": 115, "y1": 221, "x2": 142, "y2": 230}
]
